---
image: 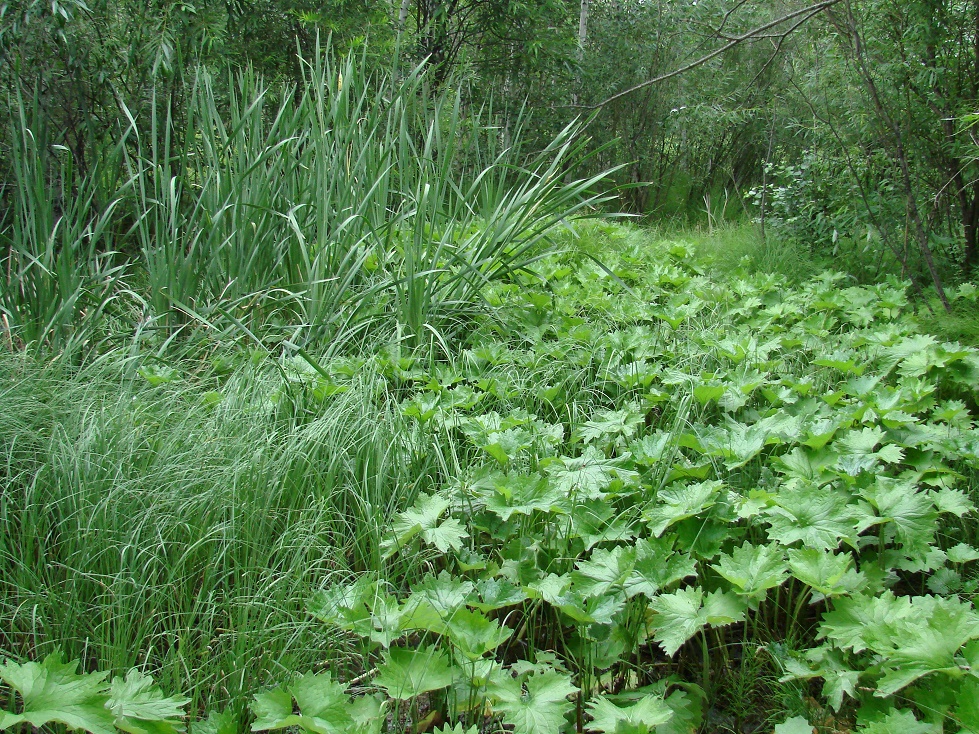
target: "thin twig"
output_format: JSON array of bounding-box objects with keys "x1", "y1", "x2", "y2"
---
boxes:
[{"x1": 584, "y1": 1, "x2": 842, "y2": 110}]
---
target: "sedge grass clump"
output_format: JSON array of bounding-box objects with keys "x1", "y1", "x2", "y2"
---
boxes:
[
  {"x1": 0, "y1": 348, "x2": 450, "y2": 712},
  {"x1": 0, "y1": 41, "x2": 618, "y2": 359}
]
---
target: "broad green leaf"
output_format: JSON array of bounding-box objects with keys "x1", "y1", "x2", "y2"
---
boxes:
[
  {"x1": 484, "y1": 474, "x2": 568, "y2": 521},
  {"x1": 107, "y1": 669, "x2": 190, "y2": 734},
  {"x1": 581, "y1": 404, "x2": 644, "y2": 447},
  {"x1": 857, "y1": 709, "x2": 934, "y2": 734},
  {"x1": 573, "y1": 546, "x2": 636, "y2": 597},
  {"x1": 491, "y1": 670, "x2": 577, "y2": 734},
  {"x1": 251, "y1": 673, "x2": 355, "y2": 734},
  {"x1": 821, "y1": 593, "x2": 979, "y2": 696},
  {"x1": 471, "y1": 577, "x2": 527, "y2": 612},
  {"x1": 568, "y1": 499, "x2": 637, "y2": 550},
  {"x1": 192, "y1": 710, "x2": 237, "y2": 734},
  {"x1": 953, "y1": 678, "x2": 979, "y2": 733},
  {"x1": 367, "y1": 594, "x2": 410, "y2": 647},
  {"x1": 624, "y1": 536, "x2": 697, "y2": 599},
  {"x1": 644, "y1": 481, "x2": 722, "y2": 537},
  {"x1": 554, "y1": 589, "x2": 626, "y2": 625},
  {"x1": 433, "y1": 724, "x2": 480, "y2": 734},
  {"x1": 787, "y1": 548, "x2": 855, "y2": 597},
  {"x1": 527, "y1": 573, "x2": 571, "y2": 606},
  {"x1": 649, "y1": 588, "x2": 704, "y2": 657},
  {"x1": 693, "y1": 384, "x2": 725, "y2": 405},
  {"x1": 712, "y1": 542, "x2": 788, "y2": 603},
  {"x1": 654, "y1": 684, "x2": 705, "y2": 734},
  {"x1": 765, "y1": 485, "x2": 857, "y2": 550},
  {"x1": 444, "y1": 608, "x2": 513, "y2": 660},
  {"x1": 932, "y1": 487, "x2": 975, "y2": 517},
  {"x1": 773, "y1": 446, "x2": 839, "y2": 481},
  {"x1": 701, "y1": 590, "x2": 747, "y2": 625},
  {"x1": 0, "y1": 653, "x2": 114, "y2": 734},
  {"x1": 250, "y1": 688, "x2": 298, "y2": 731},
  {"x1": 406, "y1": 572, "x2": 473, "y2": 617},
  {"x1": 648, "y1": 588, "x2": 745, "y2": 657},
  {"x1": 818, "y1": 591, "x2": 914, "y2": 653},
  {"x1": 947, "y1": 543, "x2": 979, "y2": 564},
  {"x1": 547, "y1": 447, "x2": 639, "y2": 499},
  {"x1": 424, "y1": 518, "x2": 469, "y2": 554},
  {"x1": 374, "y1": 646, "x2": 453, "y2": 700},
  {"x1": 840, "y1": 426, "x2": 886, "y2": 454},
  {"x1": 859, "y1": 477, "x2": 937, "y2": 557},
  {"x1": 289, "y1": 674, "x2": 351, "y2": 721},
  {"x1": 585, "y1": 694, "x2": 673, "y2": 733},
  {"x1": 381, "y1": 493, "x2": 468, "y2": 558},
  {"x1": 774, "y1": 717, "x2": 813, "y2": 734},
  {"x1": 780, "y1": 646, "x2": 860, "y2": 711},
  {"x1": 309, "y1": 577, "x2": 376, "y2": 631}
]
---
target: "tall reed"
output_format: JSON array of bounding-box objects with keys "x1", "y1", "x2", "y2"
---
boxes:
[{"x1": 1, "y1": 89, "x2": 125, "y2": 353}]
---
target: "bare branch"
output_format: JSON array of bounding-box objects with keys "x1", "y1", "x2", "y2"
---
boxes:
[{"x1": 585, "y1": 0, "x2": 842, "y2": 110}]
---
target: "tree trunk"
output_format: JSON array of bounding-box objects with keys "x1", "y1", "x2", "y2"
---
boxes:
[
  {"x1": 398, "y1": 0, "x2": 411, "y2": 31},
  {"x1": 578, "y1": 0, "x2": 589, "y2": 48}
]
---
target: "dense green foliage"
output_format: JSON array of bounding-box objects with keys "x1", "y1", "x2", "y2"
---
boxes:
[
  {"x1": 4, "y1": 221, "x2": 979, "y2": 732},
  {"x1": 3, "y1": 2, "x2": 979, "y2": 732}
]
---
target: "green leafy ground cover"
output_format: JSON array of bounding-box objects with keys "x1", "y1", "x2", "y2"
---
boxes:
[{"x1": 3, "y1": 222, "x2": 979, "y2": 733}]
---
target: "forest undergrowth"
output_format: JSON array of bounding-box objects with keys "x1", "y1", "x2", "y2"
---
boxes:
[{"x1": 3, "y1": 219, "x2": 979, "y2": 734}]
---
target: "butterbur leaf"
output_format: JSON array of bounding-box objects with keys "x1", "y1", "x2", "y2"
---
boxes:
[
  {"x1": 289, "y1": 674, "x2": 351, "y2": 721},
  {"x1": 0, "y1": 653, "x2": 114, "y2": 734},
  {"x1": 367, "y1": 594, "x2": 411, "y2": 647},
  {"x1": 654, "y1": 684, "x2": 705, "y2": 734},
  {"x1": 192, "y1": 710, "x2": 237, "y2": 734},
  {"x1": 573, "y1": 546, "x2": 636, "y2": 597},
  {"x1": 309, "y1": 577, "x2": 376, "y2": 631},
  {"x1": 381, "y1": 493, "x2": 467, "y2": 558},
  {"x1": 953, "y1": 678, "x2": 979, "y2": 733},
  {"x1": 374, "y1": 646, "x2": 453, "y2": 699},
  {"x1": 701, "y1": 590, "x2": 747, "y2": 625},
  {"x1": 856, "y1": 709, "x2": 933, "y2": 734},
  {"x1": 585, "y1": 694, "x2": 673, "y2": 733},
  {"x1": 407, "y1": 572, "x2": 473, "y2": 617},
  {"x1": 491, "y1": 670, "x2": 577, "y2": 734},
  {"x1": 445, "y1": 608, "x2": 513, "y2": 660},
  {"x1": 555, "y1": 589, "x2": 626, "y2": 625},
  {"x1": 649, "y1": 586, "x2": 747, "y2": 657},
  {"x1": 580, "y1": 404, "x2": 644, "y2": 447},
  {"x1": 107, "y1": 669, "x2": 190, "y2": 734},
  {"x1": 693, "y1": 384, "x2": 725, "y2": 405},
  {"x1": 712, "y1": 541, "x2": 788, "y2": 603},
  {"x1": 568, "y1": 499, "x2": 637, "y2": 550},
  {"x1": 250, "y1": 673, "x2": 355, "y2": 733},
  {"x1": 434, "y1": 724, "x2": 480, "y2": 734},
  {"x1": 484, "y1": 474, "x2": 567, "y2": 521},
  {"x1": 821, "y1": 593, "x2": 979, "y2": 696},
  {"x1": 819, "y1": 591, "x2": 913, "y2": 653},
  {"x1": 547, "y1": 447, "x2": 639, "y2": 499},
  {"x1": 859, "y1": 477, "x2": 937, "y2": 557},
  {"x1": 774, "y1": 717, "x2": 813, "y2": 734},
  {"x1": 765, "y1": 485, "x2": 857, "y2": 550},
  {"x1": 250, "y1": 688, "x2": 299, "y2": 731},
  {"x1": 625, "y1": 536, "x2": 697, "y2": 599},
  {"x1": 787, "y1": 548, "x2": 854, "y2": 597},
  {"x1": 947, "y1": 543, "x2": 979, "y2": 563},
  {"x1": 932, "y1": 487, "x2": 975, "y2": 517},
  {"x1": 424, "y1": 517, "x2": 469, "y2": 554},
  {"x1": 644, "y1": 481, "x2": 722, "y2": 537},
  {"x1": 780, "y1": 646, "x2": 860, "y2": 711},
  {"x1": 471, "y1": 577, "x2": 527, "y2": 612}
]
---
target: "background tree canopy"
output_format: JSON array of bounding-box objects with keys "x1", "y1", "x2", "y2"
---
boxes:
[{"x1": 2, "y1": 0, "x2": 978, "y2": 289}]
